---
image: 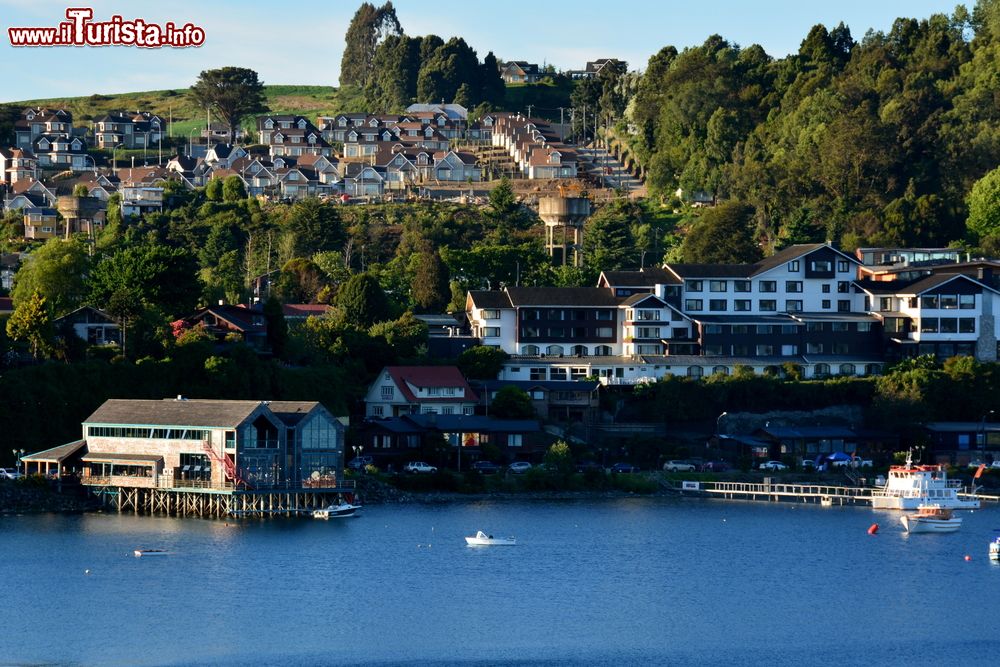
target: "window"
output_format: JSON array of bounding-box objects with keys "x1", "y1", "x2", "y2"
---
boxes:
[
  {"x1": 637, "y1": 327, "x2": 660, "y2": 338},
  {"x1": 687, "y1": 366, "x2": 703, "y2": 378},
  {"x1": 596, "y1": 327, "x2": 613, "y2": 337},
  {"x1": 920, "y1": 318, "x2": 939, "y2": 333},
  {"x1": 822, "y1": 300, "x2": 831, "y2": 309},
  {"x1": 814, "y1": 363, "x2": 830, "y2": 376},
  {"x1": 807, "y1": 342, "x2": 824, "y2": 354},
  {"x1": 529, "y1": 367, "x2": 546, "y2": 380},
  {"x1": 507, "y1": 434, "x2": 522, "y2": 447},
  {"x1": 686, "y1": 280, "x2": 703, "y2": 292},
  {"x1": 832, "y1": 343, "x2": 850, "y2": 354},
  {"x1": 483, "y1": 327, "x2": 500, "y2": 337},
  {"x1": 756, "y1": 325, "x2": 774, "y2": 334},
  {"x1": 550, "y1": 368, "x2": 568, "y2": 380},
  {"x1": 704, "y1": 344, "x2": 724, "y2": 356},
  {"x1": 759, "y1": 281, "x2": 777, "y2": 293},
  {"x1": 704, "y1": 324, "x2": 724, "y2": 334},
  {"x1": 780, "y1": 325, "x2": 798, "y2": 334},
  {"x1": 960, "y1": 294, "x2": 976, "y2": 309},
  {"x1": 481, "y1": 309, "x2": 500, "y2": 319},
  {"x1": 709, "y1": 299, "x2": 728, "y2": 312},
  {"x1": 806, "y1": 322, "x2": 824, "y2": 332},
  {"x1": 522, "y1": 345, "x2": 540, "y2": 355},
  {"x1": 831, "y1": 322, "x2": 849, "y2": 332},
  {"x1": 759, "y1": 299, "x2": 777, "y2": 312},
  {"x1": 756, "y1": 344, "x2": 774, "y2": 355},
  {"x1": 785, "y1": 300, "x2": 803, "y2": 312},
  {"x1": 571, "y1": 310, "x2": 587, "y2": 321},
  {"x1": 837, "y1": 260, "x2": 850, "y2": 272},
  {"x1": 810, "y1": 260, "x2": 832, "y2": 272},
  {"x1": 940, "y1": 295, "x2": 958, "y2": 309},
  {"x1": 595, "y1": 310, "x2": 614, "y2": 320},
  {"x1": 920, "y1": 295, "x2": 939, "y2": 309},
  {"x1": 734, "y1": 280, "x2": 751, "y2": 292},
  {"x1": 781, "y1": 344, "x2": 798, "y2": 356},
  {"x1": 545, "y1": 345, "x2": 564, "y2": 355},
  {"x1": 857, "y1": 322, "x2": 872, "y2": 332},
  {"x1": 595, "y1": 345, "x2": 613, "y2": 355},
  {"x1": 960, "y1": 318, "x2": 976, "y2": 333},
  {"x1": 734, "y1": 300, "x2": 751, "y2": 312},
  {"x1": 940, "y1": 319, "x2": 958, "y2": 334},
  {"x1": 636, "y1": 344, "x2": 662, "y2": 354},
  {"x1": 732, "y1": 325, "x2": 751, "y2": 334},
  {"x1": 838, "y1": 281, "x2": 851, "y2": 294},
  {"x1": 570, "y1": 345, "x2": 588, "y2": 356},
  {"x1": 547, "y1": 309, "x2": 565, "y2": 320},
  {"x1": 879, "y1": 297, "x2": 893, "y2": 312},
  {"x1": 636, "y1": 309, "x2": 659, "y2": 321},
  {"x1": 786, "y1": 281, "x2": 803, "y2": 293},
  {"x1": 822, "y1": 284, "x2": 831, "y2": 293},
  {"x1": 788, "y1": 260, "x2": 800, "y2": 272},
  {"x1": 522, "y1": 310, "x2": 541, "y2": 320},
  {"x1": 712, "y1": 366, "x2": 730, "y2": 375},
  {"x1": 548, "y1": 327, "x2": 565, "y2": 337},
  {"x1": 732, "y1": 344, "x2": 750, "y2": 355},
  {"x1": 710, "y1": 280, "x2": 727, "y2": 292},
  {"x1": 839, "y1": 364, "x2": 856, "y2": 375},
  {"x1": 380, "y1": 385, "x2": 394, "y2": 399},
  {"x1": 838, "y1": 300, "x2": 851, "y2": 312},
  {"x1": 522, "y1": 326, "x2": 541, "y2": 338},
  {"x1": 685, "y1": 299, "x2": 703, "y2": 311}
]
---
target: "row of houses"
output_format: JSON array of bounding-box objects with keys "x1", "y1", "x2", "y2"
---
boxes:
[
  {"x1": 491, "y1": 113, "x2": 578, "y2": 179},
  {"x1": 465, "y1": 243, "x2": 1000, "y2": 384}
]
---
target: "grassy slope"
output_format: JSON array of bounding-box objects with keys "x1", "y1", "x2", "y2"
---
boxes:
[{"x1": 10, "y1": 81, "x2": 573, "y2": 134}]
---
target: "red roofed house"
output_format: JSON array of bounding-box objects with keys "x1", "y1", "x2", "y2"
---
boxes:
[{"x1": 365, "y1": 366, "x2": 478, "y2": 418}]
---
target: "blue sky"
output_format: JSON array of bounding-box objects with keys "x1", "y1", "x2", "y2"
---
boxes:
[{"x1": 0, "y1": 0, "x2": 963, "y2": 102}]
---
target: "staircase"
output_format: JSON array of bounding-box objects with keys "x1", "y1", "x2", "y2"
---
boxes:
[
  {"x1": 576, "y1": 145, "x2": 644, "y2": 195},
  {"x1": 202, "y1": 441, "x2": 251, "y2": 489}
]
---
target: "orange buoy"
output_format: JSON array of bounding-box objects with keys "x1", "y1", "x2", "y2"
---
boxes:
[
  {"x1": 965, "y1": 555, "x2": 972, "y2": 561},
  {"x1": 868, "y1": 523, "x2": 879, "y2": 535}
]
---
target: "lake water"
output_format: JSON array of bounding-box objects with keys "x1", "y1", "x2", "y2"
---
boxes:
[{"x1": 3, "y1": 498, "x2": 1000, "y2": 666}]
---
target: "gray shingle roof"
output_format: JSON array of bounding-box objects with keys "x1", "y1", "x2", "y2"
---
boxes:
[
  {"x1": 84, "y1": 399, "x2": 264, "y2": 428},
  {"x1": 266, "y1": 401, "x2": 324, "y2": 426},
  {"x1": 505, "y1": 287, "x2": 624, "y2": 307}
]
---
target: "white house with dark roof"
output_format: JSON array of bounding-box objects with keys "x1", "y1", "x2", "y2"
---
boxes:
[{"x1": 365, "y1": 366, "x2": 478, "y2": 418}]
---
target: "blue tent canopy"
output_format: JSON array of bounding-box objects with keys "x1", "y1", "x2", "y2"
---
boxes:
[{"x1": 826, "y1": 451, "x2": 852, "y2": 461}]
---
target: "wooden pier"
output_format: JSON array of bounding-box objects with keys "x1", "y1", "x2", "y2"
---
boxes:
[
  {"x1": 88, "y1": 482, "x2": 358, "y2": 519},
  {"x1": 674, "y1": 480, "x2": 999, "y2": 506}
]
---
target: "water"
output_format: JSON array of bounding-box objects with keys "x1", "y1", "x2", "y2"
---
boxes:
[{"x1": 3, "y1": 498, "x2": 1000, "y2": 666}]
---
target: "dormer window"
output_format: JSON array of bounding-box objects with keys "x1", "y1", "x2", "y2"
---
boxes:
[
  {"x1": 338, "y1": 118, "x2": 346, "y2": 127},
  {"x1": 264, "y1": 119, "x2": 273, "y2": 129}
]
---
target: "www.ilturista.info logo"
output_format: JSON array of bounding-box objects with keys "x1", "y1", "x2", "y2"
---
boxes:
[{"x1": 8, "y1": 7, "x2": 205, "y2": 48}]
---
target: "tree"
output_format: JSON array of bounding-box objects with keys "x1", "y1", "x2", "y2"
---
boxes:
[
  {"x1": 340, "y1": 1, "x2": 402, "y2": 87},
  {"x1": 222, "y1": 175, "x2": 247, "y2": 202},
  {"x1": 11, "y1": 238, "x2": 89, "y2": 316},
  {"x1": 489, "y1": 386, "x2": 535, "y2": 419},
  {"x1": 410, "y1": 243, "x2": 449, "y2": 312},
  {"x1": 6, "y1": 290, "x2": 54, "y2": 360},
  {"x1": 967, "y1": 165, "x2": 1000, "y2": 241},
  {"x1": 584, "y1": 201, "x2": 635, "y2": 272},
  {"x1": 205, "y1": 177, "x2": 224, "y2": 202},
  {"x1": 89, "y1": 243, "x2": 201, "y2": 319},
  {"x1": 479, "y1": 52, "x2": 506, "y2": 107},
  {"x1": 680, "y1": 203, "x2": 762, "y2": 263},
  {"x1": 282, "y1": 198, "x2": 345, "y2": 257},
  {"x1": 336, "y1": 273, "x2": 391, "y2": 328},
  {"x1": 189, "y1": 67, "x2": 268, "y2": 141},
  {"x1": 543, "y1": 440, "x2": 574, "y2": 475},
  {"x1": 105, "y1": 286, "x2": 143, "y2": 359},
  {"x1": 72, "y1": 184, "x2": 90, "y2": 197},
  {"x1": 262, "y1": 295, "x2": 288, "y2": 358},
  {"x1": 457, "y1": 345, "x2": 508, "y2": 380}
]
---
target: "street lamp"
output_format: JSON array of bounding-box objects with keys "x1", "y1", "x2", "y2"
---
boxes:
[
  {"x1": 12, "y1": 448, "x2": 25, "y2": 472},
  {"x1": 352, "y1": 445, "x2": 364, "y2": 473},
  {"x1": 188, "y1": 128, "x2": 200, "y2": 156},
  {"x1": 716, "y1": 411, "x2": 728, "y2": 435},
  {"x1": 81, "y1": 153, "x2": 97, "y2": 175},
  {"x1": 111, "y1": 143, "x2": 124, "y2": 180}
]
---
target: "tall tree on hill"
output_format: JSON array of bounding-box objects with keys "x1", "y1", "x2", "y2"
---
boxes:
[
  {"x1": 340, "y1": 2, "x2": 402, "y2": 87},
  {"x1": 680, "y1": 202, "x2": 762, "y2": 264},
  {"x1": 189, "y1": 67, "x2": 268, "y2": 142},
  {"x1": 417, "y1": 37, "x2": 480, "y2": 104},
  {"x1": 480, "y1": 52, "x2": 506, "y2": 107},
  {"x1": 366, "y1": 34, "x2": 421, "y2": 111},
  {"x1": 337, "y1": 273, "x2": 391, "y2": 328}
]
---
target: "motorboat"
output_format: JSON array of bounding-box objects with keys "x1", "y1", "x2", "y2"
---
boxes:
[
  {"x1": 870, "y1": 451, "x2": 979, "y2": 510},
  {"x1": 134, "y1": 549, "x2": 168, "y2": 557},
  {"x1": 900, "y1": 505, "x2": 962, "y2": 533},
  {"x1": 991, "y1": 538, "x2": 1000, "y2": 562},
  {"x1": 312, "y1": 502, "x2": 362, "y2": 519},
  {"x1": 465, "y1": 530, "x2": 516, "y2": 546}
]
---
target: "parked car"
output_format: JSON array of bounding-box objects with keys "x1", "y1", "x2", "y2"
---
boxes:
[
  {"x1": 404, "y1": 461, "x2": 437, "y2": 474},
  {"x1": 759, "y1": 461, "x2": 788, "y2": 471},
  {"x1": 347, "y1": 455, "x2": 374, "y2": 471},
  {"x1": 471, "y1": 461, "x2": 501, "y2": 474},
  {"x1": 852, "y1": 459, "x2": 874, "y2": 468},
  {"x1": 575, "y1": 461, "x2": 604, "y2": 473},
  {"x1": 610, "y1": 462, "x2": 640, "y2": 474},
  {"x1": 1, "y1": 468, "x2": 21, "y2": 480},
  {"x1": 699, "y1": 460, "x2": 730, "y2": 473},
  {"x1": 663, "y1": 460, "x2": 696, "y2": 472},
  {"x1": 800, "y1": 459, "x2": 817, "y2": 471},
  {"x1": 990, "y1": 461, "x2": 1000, "y2": 470},
  {"x1": 508, "y1": 461, "x2": 533, "y2": 474}
]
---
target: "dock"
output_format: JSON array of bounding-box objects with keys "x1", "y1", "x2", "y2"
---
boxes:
[{"x1": 672, "y1": 480, "x2": 998, "y2": 506}]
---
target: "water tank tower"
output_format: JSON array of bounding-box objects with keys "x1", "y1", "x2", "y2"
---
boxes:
[{"x1": 538, "y1": 196, "x2": 591, "y2": 266}]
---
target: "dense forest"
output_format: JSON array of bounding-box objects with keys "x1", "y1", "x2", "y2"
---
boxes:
[{"x1": 626, "y1": 0, "x2": 1000, "y2": 252}]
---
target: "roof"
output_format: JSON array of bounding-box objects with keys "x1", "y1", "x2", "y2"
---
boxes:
[
  {"x1": 265, "y1": 401, "x2": 325, "y2": 427},
  {"x1": 504, "y1": 287, "x2": 623, "y2": 307},
  {"x1": 667, "y1": 264, "x2": 753, "y2": 279},
  {"x1": 21, "y1": 440, "x2": 86, "y2": 463},
  {"x1": 84, "y1": 399, "x2": 266, "y2": 428},
  {"x1": 81, "y1": 452, "x2": 164, "y2": 463},
  {"x1": 924, "y1": 422, "x2": 1000, "y2": 432},
  {"x1": 404, "y1": 414, "x2": 541, "y2": 433},
  {"x1": 281, "y1": 304, "x2": 331, "y2": 318},
  {"x1": 599, "y1": 268, "x2": 678, "y2": 287},
  {"x1": 384, "y1": 366, "x2": 478, "y2": 403},
  {"x1": 856, "y1": 273, "x2": 997, "y2": 296},
  {"x1": 468, "y1": 290, "x2": 512, "y2": 309},
  {"x1": 758, "y1": 426, "x2": 857, "y2": 439}
]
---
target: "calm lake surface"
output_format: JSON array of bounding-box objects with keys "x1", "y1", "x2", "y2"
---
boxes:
[{"x1": 3, "y1": 498, "x2": 1000, "y2": 666}]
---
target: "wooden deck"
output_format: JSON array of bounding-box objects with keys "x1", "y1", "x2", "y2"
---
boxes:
[{"x1": 672, "y1": 480, "x2": 998, "y2": 506}]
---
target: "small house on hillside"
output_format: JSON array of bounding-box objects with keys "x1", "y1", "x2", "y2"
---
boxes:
[{"x1": 365, "y1": 366, "x2": 478, "y2": 418}]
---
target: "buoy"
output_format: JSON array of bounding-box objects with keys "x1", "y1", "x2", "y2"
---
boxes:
[
  {"x1": 868, "y1": 523, "x2": 879, "y2": 535},
  {"x1": 965, "y1": 555, "x2": 972, "y2": 561}
]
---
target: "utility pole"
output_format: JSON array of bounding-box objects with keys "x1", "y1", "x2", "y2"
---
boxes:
[
  {"x1": 526, "y1": 104, "x2": 533, "y2": 119},
  {"x1": 569, "y1": 108, "x2": 576, "y2": 144},
  {"x1": 582, "y1": 105, "x2": 586, "y2": 146},
  {"x1": 558, "y1": 107, "x2": 565, "y2": 141}
]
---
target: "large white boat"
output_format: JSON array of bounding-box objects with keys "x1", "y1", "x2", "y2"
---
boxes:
[
  {"x1": 465, "y1": 531, "x2": 516, "y2": 546},
  {"x1": 900, "y1": 505, "x2": 962, "y2": 533},
  {"x1": 870, "y1": 452, "x2": 979, "y2": 510},
  {"x1": 312, "y1": 502, "x2": 362, "y2": 519}
]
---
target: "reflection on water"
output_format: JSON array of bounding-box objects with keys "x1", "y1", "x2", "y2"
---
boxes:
[{"x1": 3, "y1": 498, "x2": 1000, "y2": 666}]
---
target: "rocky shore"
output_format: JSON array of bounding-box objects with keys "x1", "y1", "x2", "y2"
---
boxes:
[{"x1": 0, "y1": 480, "x2": 99, "y2": 514}]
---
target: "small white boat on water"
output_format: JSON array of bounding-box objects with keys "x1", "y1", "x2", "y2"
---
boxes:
[
  {"x1": 312, "y1": 502, "x2": 362, "y2": 519},
  {"x1": 900, "y1": 505, "x2": 962, "y2": 533},
  {"x1": 990, "y1": 538, "x2": 1000, "y2": 561},
  {"x1": 134, "y1": 549, "x2": 168, "y2": 557},
  {"x1": 465, "y1": 530, "x2": 516, "y2": 546}
]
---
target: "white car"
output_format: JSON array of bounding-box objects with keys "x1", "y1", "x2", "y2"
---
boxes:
[
  {"x1": 663, "y1": 460, "x2": 696, "y2": 472},
  {"x1": 759, "y1": 461, "x2": 788, "y2": 471},
  {"x1": 508, "y1": 461, "x2": 533, "y2": 474},
  {"x1": 403, "y1": 461, "x2": 437, "y2": 474},
  {"x1": 0, "y1": 468, "x2": 21, "y2": 480}
]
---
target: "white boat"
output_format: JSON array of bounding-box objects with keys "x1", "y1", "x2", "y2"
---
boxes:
[
  {"x1": 870, "y1": 451, "x2": 979, "y2": 510},
  {"x1": 312, "y1": 502, "x2": 362, "y2": 519},
  {"x1": 134, "y1": 549, "x2": 168, "y2": 557},
  {"x1": 900, "y1": 505, "x2": 962, "y2": 533},
  {"x1": 991, "y1": 538, "x2": 1000, "y2": 562},
  {"x1": 465, "y1": 530, "x2": 516, "y2": 546}
]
